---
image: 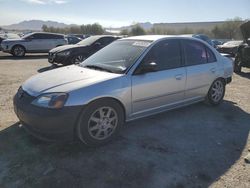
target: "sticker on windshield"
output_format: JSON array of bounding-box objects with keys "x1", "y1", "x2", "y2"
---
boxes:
[{"x1": 132, "y1": 41, "x2": 151, "y2": 47}]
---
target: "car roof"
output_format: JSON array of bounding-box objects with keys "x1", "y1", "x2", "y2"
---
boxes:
[
  {"x1": 121, "y1": 35, "x2": 200, "y2": 42},
  {"x1": 32, "y1": 32, "x2": 65, "y2": 36}
]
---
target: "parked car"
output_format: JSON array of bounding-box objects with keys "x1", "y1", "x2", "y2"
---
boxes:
[
  {"x1": 212, "y1": 39, "x2": 223, "y2": 48},
  {"x1": 66, "y1": 35, "x2": 82, "y2": 44},
  {"x1": 234, "y1": 21, "x2": 250, "y2": 73},
  {"x1": 68, "y1": 34, "x2": 90, "y2": 39},
  {"x1": 1, "y1": 32, "x2": 67, "y2": 57},
  {"x1": 217, "y1": 40, "x2": 243, "y2": 57},
  {"x1": 181, "y1": 34, "x2": 215, "y2": 47},
  {"x1": 0, "y1": 36, "x2": 4, "y2": 50},
  {"x1": 13, "y1": 35, "x2": 233, "y2": 146},
  {"x1": 192, "y1": 34, "x2": 215, "y2": 47},
  {"x1": 0, "y1": 33, "x2": 21, "y2": 50},
  {"x1": 48, "y1": 35, "x2": 120, "y2": 65}
]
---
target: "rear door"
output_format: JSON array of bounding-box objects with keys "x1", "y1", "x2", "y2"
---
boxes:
[
  {"x1": 24, "y1": 33, "x2": 43, "y2": 51},
  {"x1": 42, "y1": 33, "x2": 58, "y2": 51},
  {"x1": 131, "y1": 39, "x2": 186, "y2": 114},
  {"x1": 183, "y1": 39, "x2": 218, "y2": 100}
]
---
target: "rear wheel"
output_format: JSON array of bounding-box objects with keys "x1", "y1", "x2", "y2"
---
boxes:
[
  {"x1": 12, "y1": 45, "x2": 25, "y2": 57},
  {"x1": 206, "y1": 79, "x2": 225, "y2": 106},
  {"x1": 77, "y1": 99, "x2": 124, "y2": 146}
]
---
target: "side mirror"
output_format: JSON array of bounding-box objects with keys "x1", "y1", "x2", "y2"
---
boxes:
[{"x1": 136, "y1": 62, "x2": 158, "y2": 74}]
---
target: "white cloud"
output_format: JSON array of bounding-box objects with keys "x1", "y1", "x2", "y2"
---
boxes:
[{"x1": 22, "y1": 0, "x2": 68, "y2": 5}]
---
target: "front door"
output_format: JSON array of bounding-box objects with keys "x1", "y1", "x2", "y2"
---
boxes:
[{"x1": 131, "y1": 39, "x2": 186, "y2": 115}]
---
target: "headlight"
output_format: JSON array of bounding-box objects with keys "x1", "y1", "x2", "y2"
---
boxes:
[
  {"x1": 57, "y1": 50, "x2": 71, "y2": 56},
  {"x1": 32, "y1": 93, "x2": 68, "y2": 109}
]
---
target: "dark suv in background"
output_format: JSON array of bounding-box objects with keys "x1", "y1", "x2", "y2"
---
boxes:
[
  {"x1": 234, "y1": 21, "x2": 250, "y2": 73},
  {"x1": 48, "y1": 35, "x2": 120, "y2": 65}
]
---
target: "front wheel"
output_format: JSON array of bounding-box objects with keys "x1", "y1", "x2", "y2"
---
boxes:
[
  {"x1": 77, "y1": 99, "x2": 124, "y2": 146},
  {"x1": 206, "y1": 79, "x2": 225, "y2": 106},
  {"x1": 12, "y1": 45, "x2": 25, "y2": 57},
  {"x1": 71, "y1": 55, "x2": 86, "y2": 64}
]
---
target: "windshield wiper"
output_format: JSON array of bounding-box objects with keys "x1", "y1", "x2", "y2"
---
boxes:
[{"x1": 83, "y1": 65, "x2": 114, "y2": 73}]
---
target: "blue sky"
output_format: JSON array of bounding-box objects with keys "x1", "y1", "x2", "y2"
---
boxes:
[{"x1": 0, "y1": 0, "x2": 249, "y2": 27}]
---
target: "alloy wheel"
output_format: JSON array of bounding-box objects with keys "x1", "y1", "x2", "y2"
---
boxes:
[
  {"x1": 13, "y1": 46, "x2": 25, "y2": 57},
  {"x1": 87, "y1": 106, "x2": 118, "y2": 140},
  {"x1": 211, "y1": 80, "x2": 224, "y2": 102},
  {"x1": 74, "y1": 55, "x2": 86, "y2": 64}
]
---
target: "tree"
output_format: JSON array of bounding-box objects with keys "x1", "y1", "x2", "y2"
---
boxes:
[
  {"x1": 211, "y1": 17, "x2": 243, "y2": 39},
  {"x1": 42, "y1": 24, "x2": 48, "y2": 32},
  {"x1": 130, "y1": 25, "x2": 146, "y2": 36}
]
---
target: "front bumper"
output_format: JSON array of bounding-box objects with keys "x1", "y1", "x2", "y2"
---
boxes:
[
  {"x1": 48, "y1": 52, "x2": 70, "y2": 65},
  {"x1": 13, "y1": 89, "x2": 84, "y2": 141},
  {"x1": 1, "y1": 43, "x2": 11, "y2": 53}
]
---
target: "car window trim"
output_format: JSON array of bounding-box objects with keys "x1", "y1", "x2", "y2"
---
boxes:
[
  {"x1": 181, "y1": 39, "x2": 216, "y2": 67},
  {"x1": 132, "y1": 39, "x2": 184, "y2": 75}
]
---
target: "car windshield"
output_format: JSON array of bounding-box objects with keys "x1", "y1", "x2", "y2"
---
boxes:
[
  {"x1": 79, "y1": 40, "x2": 152, "y2": 74},
  {"x1": 77, "y1": 36, "x2": 101, "y2": 46}
]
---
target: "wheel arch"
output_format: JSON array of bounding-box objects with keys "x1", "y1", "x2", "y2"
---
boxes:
[
  {"x1": 217, "y1": 77, "x2": 226, "y2": 85},
  {"x1": 11, "y1": 44, "x2": 26, "y2": 53},
  {"x1": 86, "y1": 97, "x2": 127, "y2": 122}
]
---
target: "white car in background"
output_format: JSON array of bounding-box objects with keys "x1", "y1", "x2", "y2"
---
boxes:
[{"x1": 1, "y1": 32, "x2": 67, "y2": 57}]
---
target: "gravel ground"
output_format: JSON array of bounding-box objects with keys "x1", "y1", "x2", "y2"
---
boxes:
[{"x1": 0, "y1": 52, "x2": 249, "y2": 188}]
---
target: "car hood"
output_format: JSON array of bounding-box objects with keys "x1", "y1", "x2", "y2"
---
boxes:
[
  {"x1": 49, "y1": 44, "x2": 88, "y2": 53},
  {"x1": 2, "y1": 38, "x2": 24, "y2": 43},
  {"x1": 240, "y1": 21, "x2": 250, "y2": 42},
  {"x1": 22, "y1": 65, "x2": 122, "y2": 97}
]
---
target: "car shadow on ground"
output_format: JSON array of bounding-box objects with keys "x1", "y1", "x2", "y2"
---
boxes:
[
  {"x1": 37, "y1": 64, "x2": 64, "y2": 73},
  {"x1": 0, "y1": 53, "x2": 48, "y2": 60},
  {"x1": 236, "y1": 71, "x2": 250, "y2": 79},
  {"x1": 0, "y1": 100, "x2": 249, "y2": 188}
]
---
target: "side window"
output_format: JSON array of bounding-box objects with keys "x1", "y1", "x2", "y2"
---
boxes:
[
  {"x1": 183, "y1": 40, "x2": 207, "y2": 66},
  {"x1": 27, "y1": 34, "x2": 37, "y2": 39},
  {"x1": 206, "y1": 47, "x2": 217, "y2": 63},
  {"x1": 51, "y1": 34, "x2": 64, "y2": 39},
  {"x1": 34, "y1": 34, "x2": 45, "y2": 39},
  {"x1": 142, "y1": 39, "x2": 182, "y2": 71}
]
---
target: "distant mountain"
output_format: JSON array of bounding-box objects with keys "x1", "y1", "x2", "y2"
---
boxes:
[
  {"x1": 153, "y1": 21, "x2": 227, "y2": 31},
  {"x1": 1, "y1": 20, "x2": 70, "y2": 31},
  {"x1": 1, "y1": 19, "x2": 235, "y2": 34}
]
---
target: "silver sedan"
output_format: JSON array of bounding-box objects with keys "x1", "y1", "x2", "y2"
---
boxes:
[{"x1": 13, "y1": 35, "x2": 233, "y2": 146}]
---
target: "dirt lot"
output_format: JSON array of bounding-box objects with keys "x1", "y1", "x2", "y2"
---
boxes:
[{"x1": 0, "y1": 51, "x2": 249, "y2": 188}]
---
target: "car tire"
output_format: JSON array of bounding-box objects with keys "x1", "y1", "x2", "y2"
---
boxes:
[
  {"x1": 76, "y1": 98, "x2": 124, "y2": 146},
  {"x1": 71, "y1": 55, "x2": 86, "y2": 64},
  {"x1": 206, "y1": 79, "x2": 225, "y2": 106},
  {"x1": 234, "y1": 55, "x2": 242, "y2": 73},
  {"x1": 12, "y1": 45, "x2": 26, "y2": 57}
]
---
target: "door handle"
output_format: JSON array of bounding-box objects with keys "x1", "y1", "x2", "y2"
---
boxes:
[
  {"x1": 210, "y1": 68, "x2": 216, "y2": 73},
  {"x1": 175, "y1": 74, "x2": 183, "y2": 80}
]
